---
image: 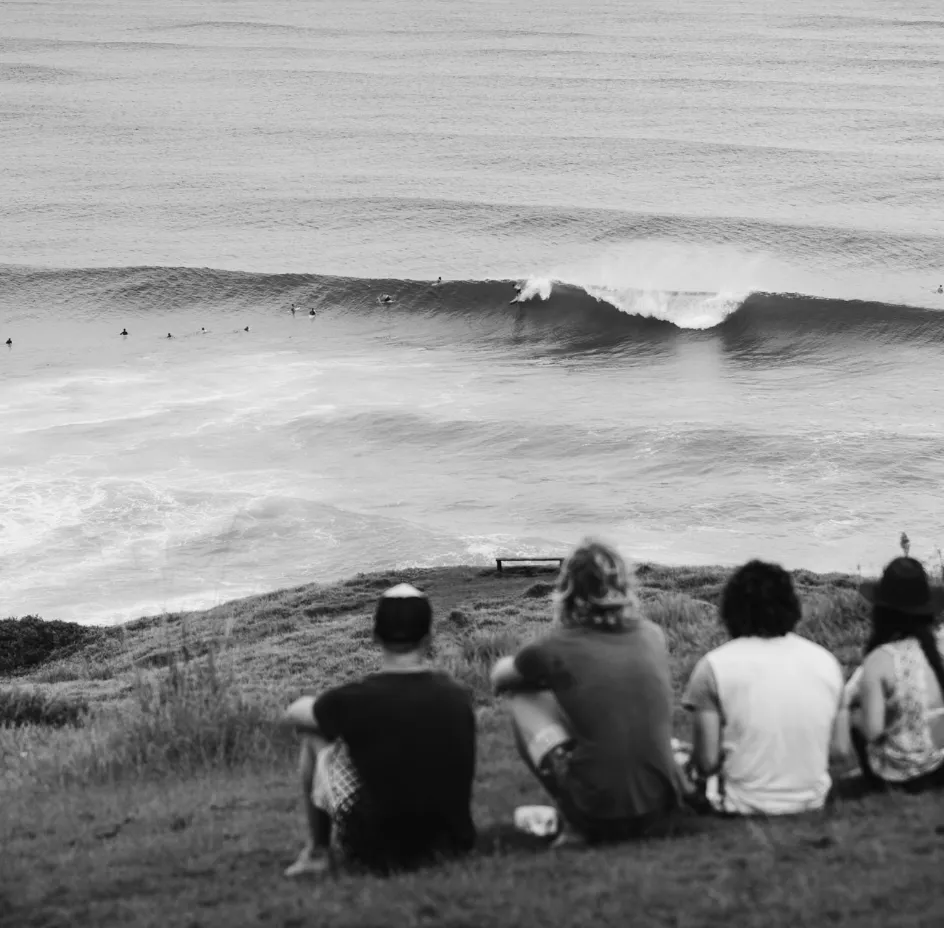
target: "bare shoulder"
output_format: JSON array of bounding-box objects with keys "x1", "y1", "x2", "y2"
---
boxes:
[
  {"x1": 636, "y1": 615, "x2": 668, "y2": 643},
  {"x1": 861, "y1": 647, "x2": 894, "y2": 685}
]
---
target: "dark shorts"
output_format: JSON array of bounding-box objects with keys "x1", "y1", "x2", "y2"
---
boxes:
[
  {"x1": 536, "y1": 742, "x2": 671, "y2": 842},
  {"x1": 313, "y1": 740, "x2": 471, "y2": 874}
]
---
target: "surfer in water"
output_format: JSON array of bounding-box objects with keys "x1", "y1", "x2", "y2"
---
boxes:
[
  {"x1": 5, "y1": 338, "x2": 11, "y2": 346},
  {"x1": 308, "y1": 308, "x2": 317, "y2": 317},
  {"x1": 937, "y1": 285, "x2": 943, "y2": 294},
  {"x1": 244, "y1": 326, "x2": 250, "y2": 332},
  {"x1": 380, "y1": 294, "x2": 394, "y2": 304},
  {"x1": 291, "y1": 303, "x2": 297, "y2": 315},
  {"x1": 120, "y1": 328, "x2": 128, "y2": 336},
  {"x1": 166, "y1": 333, "x2": 173, "y2": 339}
]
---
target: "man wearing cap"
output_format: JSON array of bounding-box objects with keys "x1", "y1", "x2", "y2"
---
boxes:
[{"x1": 282, "y1": 583, "x2": 476, "y2": 876}]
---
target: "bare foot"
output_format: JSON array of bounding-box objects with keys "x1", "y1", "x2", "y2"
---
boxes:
[
  {"x1": 284, "y1": 844, "x2": 331, "y2": 878},
  {"x1": 550, "y1": 826, "x2": 587, "y2": 850}
]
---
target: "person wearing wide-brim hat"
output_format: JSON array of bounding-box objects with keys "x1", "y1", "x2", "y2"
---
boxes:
[{"x1": 842, "y1": 556, "x2": 944, "y2": 792}]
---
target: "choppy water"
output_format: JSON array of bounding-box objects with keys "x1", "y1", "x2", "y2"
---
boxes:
[{"x1": 2, "y1": 1, "x2": 943, "y2": 624}]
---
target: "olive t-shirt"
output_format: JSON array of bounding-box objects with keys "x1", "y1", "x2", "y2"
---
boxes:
[
  {"x1": 313, "y1": 670, "x2": 476, "y2": 871},
  {"x1": 513, "y1": 619, "x2": 681, "y2": 821}
]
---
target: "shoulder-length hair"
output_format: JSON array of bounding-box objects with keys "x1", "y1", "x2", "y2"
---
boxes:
[{"x1": 553, "y1": 538, "x2": 641, "y2": 631}]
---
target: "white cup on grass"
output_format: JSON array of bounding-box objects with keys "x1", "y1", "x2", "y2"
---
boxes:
[{"x1": 514, "y1": 805, "x2": 559, "y2": 837}]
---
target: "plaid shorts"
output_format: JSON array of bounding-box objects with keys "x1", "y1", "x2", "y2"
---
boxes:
[{"x1": 312, "y1": 740, "x2": 367, "y2": 860}]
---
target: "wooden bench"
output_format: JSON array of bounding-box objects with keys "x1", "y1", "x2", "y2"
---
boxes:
[{"x1": 495, "y1": 556, "x2": 564, "y2": 573}]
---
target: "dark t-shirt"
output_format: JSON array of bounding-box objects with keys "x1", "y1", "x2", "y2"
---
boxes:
[
  {"x1": 514, "y1": 619, "x2": 680, "y2": 821},
  {"x1": 313, "y1": 670, "x2": 476, "y2": 871}
]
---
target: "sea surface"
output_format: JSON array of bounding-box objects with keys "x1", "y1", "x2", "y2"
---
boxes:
[{"x1": 2, "y1": 0, "x2": 943, "y2": 625}]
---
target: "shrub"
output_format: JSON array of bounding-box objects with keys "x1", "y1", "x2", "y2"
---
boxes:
[
  {"x1": 30, "y1": 663, "x2": 84, "y2": 684},
  {"x1": 646, "y1": 594, "x2": 718, "y2": 640},
  {"x1": 802, "y1": 589, "x2": 869, "y2": 667},
  {"x1": 66, "y1": 645, "x2": 294, "y2": 782},
  {"x1": 31, "y1": 657, "x2": 118, "y2": 684},
  {"x1": 440, "y1": 629, "x2": 524, "y2": 704},
  {"x1": 0, "y1": 616, "x2": 108, "y2": 675},
  {"x1": 458, "y1": 629, "x2": 522, "y2": 670},
  {"x1": 86, "y1": 660, "x2": 119, "y2": 681},
  {"x1": 645, "y1": 593, "x2": 722, "y2": 682},
  {"x1": 446, "y1": 609, "x2": 470, "y2": 629},
  {"x1": 523, "y1": 582, "x2": 554, "y2": 599},
  {"x1": 0, "y1": 688, "x2": 89, "y2": 728}
]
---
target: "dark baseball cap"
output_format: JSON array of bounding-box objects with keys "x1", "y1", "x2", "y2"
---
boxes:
[{"x1": 373, "y1": 583, "x2": 432, "y2": 644}]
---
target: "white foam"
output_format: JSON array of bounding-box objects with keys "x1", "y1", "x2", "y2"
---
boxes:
[
  {"x1": 510, "y1": 244, "x2": 765, "y2": 328},
  {"x1": 513, "y1": 277, "x2": 554, "y2": 303},
  {"x1": 509, "y1": 275, "x2": 743, "y2": 330},
  {"x1": 508, "y1": 240, "x2": 830, "y2": 328},
  {"x1": 586, "y1": 284, "x2": 744, "y2": 330}
]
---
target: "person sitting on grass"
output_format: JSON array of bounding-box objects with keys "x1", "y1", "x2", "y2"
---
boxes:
[
  {"x1": 681, "y1": 560, "x2": 846, "y2": 815},
  {"x1": 841, "y1": 556, "x2": 944, "y2": 792},
  {"x1": 282, "y1": 583, "x2": 477, "y2": 877},
  {"x1": 491, "y1": 538, "x2": 682, "y2": 848}
]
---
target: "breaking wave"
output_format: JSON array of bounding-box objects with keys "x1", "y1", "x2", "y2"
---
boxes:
[{"x1": 3, "y1": 264, "x2": 943, "y2": 352}]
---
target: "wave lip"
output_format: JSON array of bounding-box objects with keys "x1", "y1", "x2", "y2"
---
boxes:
[{"x1": 572, "y1": 282, "x2": 744, "y2": 331}]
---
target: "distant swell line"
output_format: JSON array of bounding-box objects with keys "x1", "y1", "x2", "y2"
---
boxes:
[{"x1": 2, "y1": 264, "x2": 944, "y2": 350}]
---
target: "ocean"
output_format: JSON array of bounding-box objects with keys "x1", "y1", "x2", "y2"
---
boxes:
[{"x1": 1, "y1": 0, "x2": 943, "y2": 625}]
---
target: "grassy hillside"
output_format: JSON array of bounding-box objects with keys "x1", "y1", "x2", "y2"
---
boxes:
[{"x1": 2, "y1": 564, "x2": 943, "y2": 928}]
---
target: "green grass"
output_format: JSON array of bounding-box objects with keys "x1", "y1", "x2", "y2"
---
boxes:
[{"x1": 2, "y1": 564, "x2": 943, "y2": 928}]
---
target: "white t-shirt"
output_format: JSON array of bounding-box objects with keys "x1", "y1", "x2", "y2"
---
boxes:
[{"x1": 683, "y1": 633, "x2": 843, "y2": 815}]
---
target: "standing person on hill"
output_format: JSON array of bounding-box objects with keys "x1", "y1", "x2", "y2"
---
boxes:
[
  {"x1": 681, "y1": 560, "x2": 846, "y2": 815},
  {"x1": 282, "y1": 583, "x2": 477, "y2": 877},
  {"x1": 491, "y1": 539, "x2": 682, "y2": 847},
  {"x1": 841, "y1": 556, "x2": 944, "y2": 792}
]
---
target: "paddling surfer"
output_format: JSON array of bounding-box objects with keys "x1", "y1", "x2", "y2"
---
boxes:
[{"x1": 120, "y1": 328, "x2": 128, "y2": 336}]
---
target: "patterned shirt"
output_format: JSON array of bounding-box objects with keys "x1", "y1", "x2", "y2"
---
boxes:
[{"x1": 862, "y1": 638, "x2": 944, "y2": 783}]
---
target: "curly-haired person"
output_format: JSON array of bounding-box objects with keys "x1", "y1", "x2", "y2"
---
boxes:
[
  {"x1": 681, "y1": 560, "x2": 846, "y2": 815},
  {"x1": 491, "y1": 539, "x2": 682, "y2": 847}
]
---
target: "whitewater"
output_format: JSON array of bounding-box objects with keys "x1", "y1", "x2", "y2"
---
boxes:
[{"x1": 2, "y1": 0, "x2": 943, "y2": 624}]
